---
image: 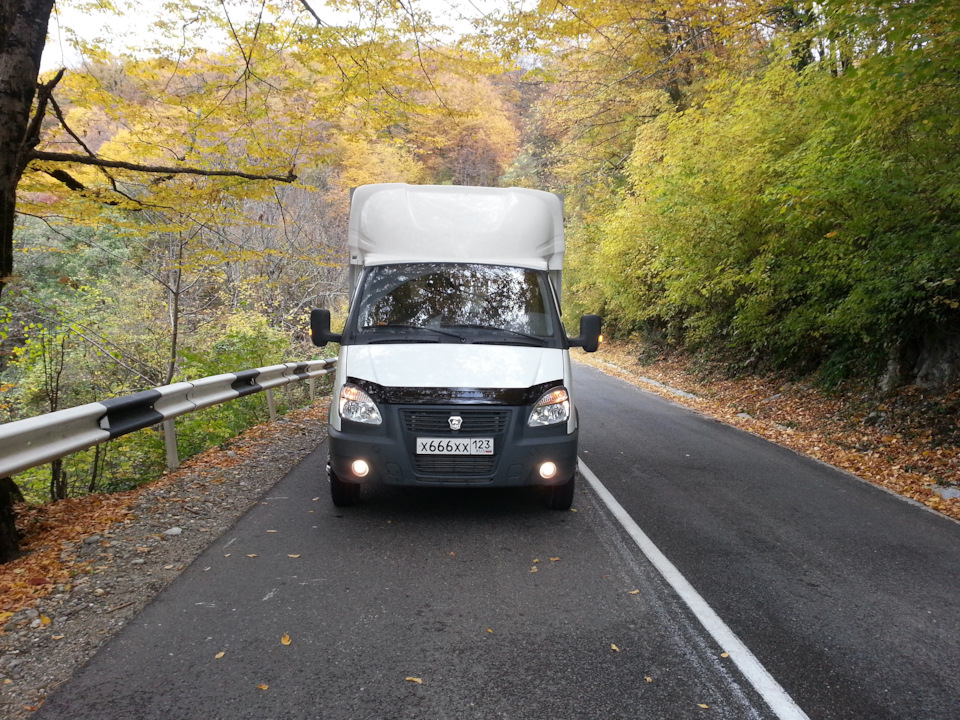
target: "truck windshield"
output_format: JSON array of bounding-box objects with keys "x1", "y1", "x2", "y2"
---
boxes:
[{"x1": 352, "y1": 263, "x2": 558, "y2": 345}]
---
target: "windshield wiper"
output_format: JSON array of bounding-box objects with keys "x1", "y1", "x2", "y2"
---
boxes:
[
  {"x1": 443, "y1": 324, "x2": 549, "y2": 345},
  {"x1": 362, "y1": 324, "x2": 466, "y2": 341}
]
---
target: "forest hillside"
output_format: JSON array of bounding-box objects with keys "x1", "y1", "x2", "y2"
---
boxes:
[{"x1": 1, "y1": 0, "x2": 957, "y2": 509}]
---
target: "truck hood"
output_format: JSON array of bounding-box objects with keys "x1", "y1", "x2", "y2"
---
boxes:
[{"x1": 342, "y1": 345, "x2": 565, "y2": 389}]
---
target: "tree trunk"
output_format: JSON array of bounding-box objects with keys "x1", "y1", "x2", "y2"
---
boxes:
[
  {"x1": 0, "y1": 0, "x2": 57, "y2": 562},
  {"x1": 1, "y1": 0, "x2": 56, "y2": 295},
  {"x1": 0, "y1": 477, "x2": 25, "y2": 562},
  {"x1": 50, "y1": 458, "x2": 67, "y2": 502}
]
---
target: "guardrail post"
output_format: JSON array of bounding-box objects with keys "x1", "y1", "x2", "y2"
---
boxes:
[
  {"x1": 309, "y1": 377, "x2": 316, "y2": 401},
  {"x1": 266, "y1": 388, "x2": 277, "y2": 421},
  {"x1": 163, "y1": 420, "x2": 180, "y2": 470}
]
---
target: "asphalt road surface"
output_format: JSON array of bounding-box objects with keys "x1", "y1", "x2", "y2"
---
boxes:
[{"x1": 36, "y1": 363, "x2": 960, "y2": 719}]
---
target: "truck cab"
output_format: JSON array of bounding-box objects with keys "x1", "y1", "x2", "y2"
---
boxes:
[{"x1": 311, "y1": 184, "x2": 600, "y2": 509}]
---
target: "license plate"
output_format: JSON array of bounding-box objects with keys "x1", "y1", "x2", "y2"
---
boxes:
[{"x1": 416, "y1": 438, "x2": 494, "y2": 455}]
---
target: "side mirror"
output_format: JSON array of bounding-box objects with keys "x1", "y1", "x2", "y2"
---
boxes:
[
  {"x1": 310, "y1": 308, "x2": 342, "y2": 347},
  {"x1": 569, "y1": 314, "x2": 602, "y2": 353}
]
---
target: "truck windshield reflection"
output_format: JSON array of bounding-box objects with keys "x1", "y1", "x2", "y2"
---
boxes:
[{"x1": 354, "y1": 263, "x2": 557, "y2": 345}]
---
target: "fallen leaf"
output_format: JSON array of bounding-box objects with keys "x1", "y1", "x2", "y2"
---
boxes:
[
  {"x1": 164, "y1": 564, "x2": 175, "y2": 570},
  {"x1": 533, "y1": 558, "x2": 540, "y2": 563},
  {"x1": 215, "y1": 651, "x2": 225, "y2": 659},
  {"x1": 570, "y1": 508, "x2": 578, "y2": 512},
  {"x1": 550, "y1": 557, "x2": 560, "y2": 562},
  {"x1": 530, "y1": 566, "x2": 538, "y2": 573},
  {"x1": 698, "y1": 704, "x2": 710, "y2": 709},
  {"x1": 629, "y1": 590, "x2": 640, "y2": 595},
  {"x1": 281, "y1": 633, "x2": 292, "y2": 646},
  {"x1": 246, "y1": 554, "x2": 258, "y2": 558},
  {"x1": 312, "y1": 497, "x2": 319, "y2": 501},
  {"x1": 52, "y1": 634, "x2": 65, "y2": 640},
  {"x1": 267, "y1": 530, "x2": 278, "y2": 533},
  {"x1": 486, "y1": 628, "x2": 493, "y2": 633},
  {"x1": 224, "y1": 553, "x2": 231, "y2": 557},
  {"x1": 720, "y1": 653, "x2": 730, "y2": 658},
  {"x1": 40, "y1": 614, "x2": 51, "y2": 626},
  {"x1": 3, "y1": 678, "x2": 11, "y2": 684},
  {"x1": 287, "y1": 554, "x2": 301, "y2": 559},
  {"x1": 258, "y1": 684, "x2": 269, "y2": 690},
  {"x1": 645, "y1": 677, "x2": 652, "y2": 683},
  {"x1": 405, "y1": 677, "x2": 423, "y2": 684},
  {"x1": 611, "y1": 644, "x2": 620, "y2": 652}
]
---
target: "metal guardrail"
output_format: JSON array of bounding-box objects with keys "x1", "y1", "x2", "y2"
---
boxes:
[{"x1": 0, "y1": 358, "x2": 337, "y2": 478}]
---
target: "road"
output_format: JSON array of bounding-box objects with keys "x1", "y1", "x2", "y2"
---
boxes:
[{"x1": 36, "y1": 363, "x2": 960, "y2": 719}]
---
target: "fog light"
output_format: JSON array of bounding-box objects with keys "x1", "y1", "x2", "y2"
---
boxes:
[
  {"x1": 351, "y1": 459, "x2": 370, "y2": 478},
  {"x1": 539, "y1": 461, "x2": 558, "y2": 480}
]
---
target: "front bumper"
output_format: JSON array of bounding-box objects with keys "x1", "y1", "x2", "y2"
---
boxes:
[{"x1": 328, "y1": 403, "x2": 578, "y2": 487}]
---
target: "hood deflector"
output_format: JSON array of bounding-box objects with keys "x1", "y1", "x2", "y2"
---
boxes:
[{"x1": 347, "y1": 377, "x2": 563, "y2": 406}]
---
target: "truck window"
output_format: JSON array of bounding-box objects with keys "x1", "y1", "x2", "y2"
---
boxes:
[{"x1": 353, "y1": 263, "x2": 557, "y2": 343}]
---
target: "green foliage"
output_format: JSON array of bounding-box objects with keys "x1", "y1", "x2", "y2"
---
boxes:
[
  {"x1": 177, "y1": 312, "x2": 289, "y2": 379},
  {"x1": 3, "y1": 224, "x2": 320, "y2": 502},
  {"x1": 173, "y1": 311, "x2": 295, "y2": 458},
  {"x1": 560, "y1": 1, "x2": 960, "y2": 383}
]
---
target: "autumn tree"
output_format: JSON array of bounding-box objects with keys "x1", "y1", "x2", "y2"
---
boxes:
[
  {"x1": 0, "y1": 0, "x2": 490, "y2": 561},
  {"x1": 505, "y1": 0, "x2": 960, "y2": 387}
]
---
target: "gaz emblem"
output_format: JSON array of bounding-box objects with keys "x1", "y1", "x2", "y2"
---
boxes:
[{"x1": 448, "y1": 415, "x2": 463, "y2": 431}]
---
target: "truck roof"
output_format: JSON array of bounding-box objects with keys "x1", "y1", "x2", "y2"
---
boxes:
[{"x1": 347, "y1": 184, "x2": 565, "y2": 271}]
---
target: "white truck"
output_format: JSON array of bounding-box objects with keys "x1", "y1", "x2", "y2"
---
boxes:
[{"x1": 311, "y1": 183, "x2": 600, "y2": 509}]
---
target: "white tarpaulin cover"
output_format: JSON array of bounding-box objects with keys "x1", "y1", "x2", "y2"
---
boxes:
[{"x1": 347, "y1": 184, "x2": 565, "y2": 271}]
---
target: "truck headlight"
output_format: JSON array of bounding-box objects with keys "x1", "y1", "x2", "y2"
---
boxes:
[
  {"x1": 528, "y1": 387, "x2": 570, "y2": 427},
  {"x1": 339, "y1": 384, "x2": 382, "y2": 425}
]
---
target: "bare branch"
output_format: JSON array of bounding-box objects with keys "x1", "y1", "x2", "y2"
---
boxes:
[
  {"x1": 42, "y1": 169, "x2": 88, "y2": 193},
  {"x1": 20, "y1": 69, "x2": 66, "y2": 174},
  {"x1": 28, "y1": 151, "x2": 296, "y2": 182},
  {"x1": 297, "y1": 0, "x2": 327, "y2": 27},
  {"x1": 48, "y1": 96, "x2": 98, "y2": 159}
]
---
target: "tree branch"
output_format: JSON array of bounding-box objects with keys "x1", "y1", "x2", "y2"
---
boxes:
[
  {"x1": 19, "y1": 69, "x2": 66, "y2": 174},
  {"x1": 297, "y1": 0, "x2": 327, "y2": 27},
  {"x1": 48, "y1": 95, "x2": 98, "y2": 159},
  {"x1": 28, "y1": 151, "x2": 296, "y2": 182},
  {"x1": 42, "y1": 168, "x2": 87, "y2": 192}
]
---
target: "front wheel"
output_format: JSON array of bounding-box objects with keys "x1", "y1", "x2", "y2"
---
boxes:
[
  {"x1": 545, "y1": 473, "x2": 576, "y2": 511},
  {"x1": 329, "y1": 463, "x2": 361, "y2": 507}
]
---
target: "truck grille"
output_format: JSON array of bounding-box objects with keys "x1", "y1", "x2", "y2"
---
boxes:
[{"x1": 401, "y1": 410, "x2": 509, "y2": 434}]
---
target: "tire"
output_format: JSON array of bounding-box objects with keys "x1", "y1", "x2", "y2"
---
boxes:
[
  {"x1": 545, "y1": 472, "x2": 576, "y2": 511},
  {"x1": 329, "y1": 465, "x2": 361, "y2": 507}
]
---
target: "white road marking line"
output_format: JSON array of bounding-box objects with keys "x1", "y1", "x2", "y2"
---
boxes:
[{"x1": 579, "y1": 459, "x2": 811, "y2": 720}]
